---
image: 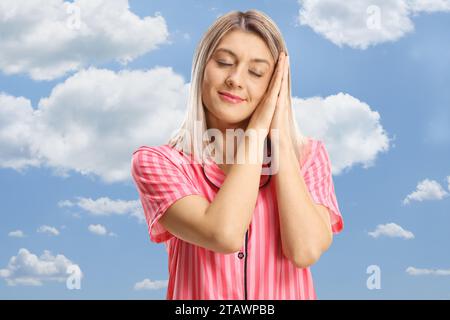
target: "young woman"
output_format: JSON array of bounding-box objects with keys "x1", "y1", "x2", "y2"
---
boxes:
[{"x1": 131, "y1": 9, "x2": 343, "y2": 300}]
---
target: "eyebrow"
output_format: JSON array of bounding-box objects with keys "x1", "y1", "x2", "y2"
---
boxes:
[{"x1": 214, "y1": 48, "x2": 271, "y2": 66}]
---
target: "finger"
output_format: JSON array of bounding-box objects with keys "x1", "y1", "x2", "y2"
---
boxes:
[
  {"x1": 269, "y1": 53, "x2": 286, "y2": 97},
  {"x1": 267, "y1": 52, "x2": 286, "y2": 101},
  {"x1": 277, "y1": 55, "x2": 289, "y2": 107},
  {"x1": 269, "y1": 51, "x2": 284, "y2": 88},
  {"x1": 267, "y1": 52, "x2": 283, "y2": 91}
]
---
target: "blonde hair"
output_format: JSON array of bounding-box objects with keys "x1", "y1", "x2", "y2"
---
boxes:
[{"x1": 167, "y1": 9, "x2": 310, "y2": 165}]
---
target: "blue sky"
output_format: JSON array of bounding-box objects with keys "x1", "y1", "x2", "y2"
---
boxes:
[{"x1": 1, "y1": 0, "x2": 450, "y2": 299}]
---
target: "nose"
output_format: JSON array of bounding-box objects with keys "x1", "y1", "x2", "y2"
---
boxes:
[{"x1": 225, "y1": 67, "x2": 244, "y2": 88}]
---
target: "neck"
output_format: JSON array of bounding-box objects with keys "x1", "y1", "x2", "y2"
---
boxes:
[{"x1": 205, "y1": 111, "x2": 250, "y2": 167}]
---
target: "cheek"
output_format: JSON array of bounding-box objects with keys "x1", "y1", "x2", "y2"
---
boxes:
[
  {"x1": 249, "y1": 82, "x2": 269, "y2": 105},
  {"x1": 202, "y1": 67, "x2": 211, "y2": 89},
  {"x1": 202, "y1": 65, "x2": 221, "y2": 109},
  {"x1": 202, "y1": 66, "x2": 215, "y2": 95},
  {"x1": 203, "y1": 63, "x2": 221, "y2": 86}
]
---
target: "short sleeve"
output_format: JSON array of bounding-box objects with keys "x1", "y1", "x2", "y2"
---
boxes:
[
  {"x1": 301, "y1": 140, "x2": 344, "y2": 234},
  {"x1": 131, "y1": 146, "x2": 204, "y2": 243}
]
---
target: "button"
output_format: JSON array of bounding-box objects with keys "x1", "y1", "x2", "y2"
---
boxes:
[{"x1": 238, "y1": 252, "x2": 244, "y2": 259}]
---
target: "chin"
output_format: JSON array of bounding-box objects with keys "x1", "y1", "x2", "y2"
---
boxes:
[{"x1": 221, "y1": 114, "x2": 251, "y2": 127}]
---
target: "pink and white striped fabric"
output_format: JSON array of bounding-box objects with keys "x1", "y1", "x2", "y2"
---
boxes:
[{"x1": 131, "y1": 137, "x2": 343, "y2": 300}]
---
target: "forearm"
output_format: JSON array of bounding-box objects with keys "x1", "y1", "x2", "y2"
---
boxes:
[
  {"x1": 275, "y1": 141, "x2": 331, "y2": 267},
  {"x1": 205, "y1": 132, "x2": 266, "y2": 249}
]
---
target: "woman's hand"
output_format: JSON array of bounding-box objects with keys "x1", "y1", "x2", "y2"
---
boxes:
[
  {"x1": 246, "y1": 51, "x2": 287, "y2": 135},
  {"x1": 268, "y1": 53, "x2": 292, "y2": 144}
]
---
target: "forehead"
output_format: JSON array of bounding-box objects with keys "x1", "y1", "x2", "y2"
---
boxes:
[{"x1": 214, "y1": 29, "x2": 274, "y2": 66}]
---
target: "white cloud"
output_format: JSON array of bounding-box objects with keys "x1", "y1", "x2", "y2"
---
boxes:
[
  {"x1": 88, "y1": 224, "x2": 108, "y2": 236},
  {"x1": 406, "y1": 266, "x2": 450, "y2": 276},
  {"x1": 297, "y1": 0, "x2": 450, "y2": 49},
  {"x1": 0, "y1": 93, "x2": 39, "y2": 171},
  {"x1": 294, "y1": 92, "x2": 391, "y2": 175},
  {"x1": 403, "y1": 178, "x2": 449, "y2": 205},
  {"x1": 133, "y1": 278, "x2": 168, "y2": 290},
  {"x1": 0, "y1": 67, "x2": 189, "y2": 183},
  {"x1": 8, "y1": 230, "x2": 25, "y2": 238},
  {"x1": 88, "y1": 223, "x2": 116, "y2": 236},
  {"x1": 59, "y1": 196, "x2": 144, "y2": 223},
  {"x1": 0, "y1": 0, "x2": 169, "y2": 80},
  {"x1": 409, "y1": 0, "x2": 450, "y2": 13},
  {"x1": 368, "y1": 222, "x2": 414, "y2": 239},
  {"x1": 447, "y1": 176, "x2": 450, "y2": 191},
  {"x1": 37, "y1": 225, "x2": 60, "y2": 236},
  {"x1": 0, "y1": 248, "x2": 82, "y2": 286},
  {"x1": 58, "y1": 200, "x2": 75, "y2": 208}
]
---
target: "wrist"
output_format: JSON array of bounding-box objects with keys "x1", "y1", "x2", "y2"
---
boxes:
[{"x1": 271, "y1": 129, "x2": 293, "y2": 149}]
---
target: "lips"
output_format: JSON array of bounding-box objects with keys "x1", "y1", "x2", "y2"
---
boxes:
[{"x1": 218, "y1": 91, "x2": 245, "y2": 102}]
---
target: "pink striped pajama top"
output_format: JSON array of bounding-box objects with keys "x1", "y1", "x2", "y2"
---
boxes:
[{"x1": 131, "y1": 137, "x2": 343, "y2": 300}]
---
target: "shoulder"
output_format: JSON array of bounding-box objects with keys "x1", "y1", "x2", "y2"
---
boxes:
[
  {"x1": 131, "y1": 144, "x2": 194, "y2": 172},
  {"x1": 131, "y1": 144, "x2": 181, "y2": 171},
  {"x1": 132, "y1": 144, "x2": 173, "y2": 157},
  {"x1": 132, "y1": 144, "x2": 183, "y2": 163}
]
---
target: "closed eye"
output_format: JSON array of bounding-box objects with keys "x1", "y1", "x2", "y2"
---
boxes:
[
  {"x1": 216, "y1": 61, "x2": 233, "y2": 67},
  {"x1": 216, "y1": 61, "x2": 263, "y2": 78}
]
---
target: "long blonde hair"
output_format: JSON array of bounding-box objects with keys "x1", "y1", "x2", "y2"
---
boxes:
[{"x1": 167, "y1": 9, "x2": 310, "y2": 166}]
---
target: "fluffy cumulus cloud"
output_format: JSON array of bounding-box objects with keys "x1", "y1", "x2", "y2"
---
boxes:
[
  {"x1": 294, "y1": 92, "x2": 391, "y2": 175},
  {"x1": 34, "y1": 67, "x2": 189, "y2": 182},
  {"x1": 403, "y1": 178, "x2": 449, "y2": 205},
  {"x1": 0, "y1": 248, "x2": 82, "y2": 286},
  {"x1": 368, "y1": 222, "x2": 414, "y2": 239},
  {"x1": 88, "y1": 224, "x2": 106, "y2": 235},
  {"x1": 133, "y1": 278, "x2": 168, "y2": 290},
  {"x1": 37, "y1": 225, "x2": 60, "y2": 236},
  {"x1": 297, "y1": 0, "x2": 450, "y2": 49},
  {"x1": 59, "y1": 196, "x2": 144, "y2": 223},
  {"x1": 409, "y1": 0, "x2": 450, "y2": 12},
  {"x1": 88, "y1": 224, "x2": 115, "y2": 236},
  {"x1": 406, "y1": 266, "x2": 450, "y2": 276},
  {"x1": 0, "y1": 67, "x2": 189, "y2": 183},
  {"x1": 0, "y1": 0, "x2": 170, "y2": 80},
  {"x1": 0, "y1": 93, "x2": 39, "y2": 171}
]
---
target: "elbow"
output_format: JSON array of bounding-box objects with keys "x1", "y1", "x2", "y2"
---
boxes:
[
  {"x1": 213, "y1": 227, "x2": 244, "y2": 254},
  {"x1": 290, "y1": 249, "x2": 321, "y2": 269},
  {"x1": 289, "y1": 238, "x2": 333, "y2": 269},
  {"x1": 219, "y1": 238, "x2": 243, "y2": 255}
]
